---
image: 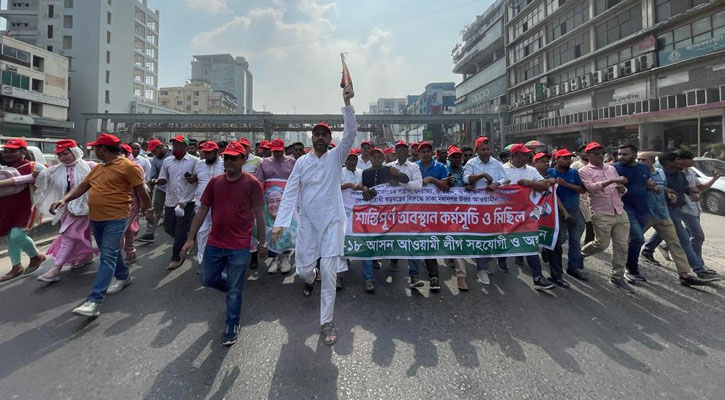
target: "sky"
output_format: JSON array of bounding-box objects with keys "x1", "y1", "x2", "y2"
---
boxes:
[{"x1": 149, "y1": 0, "x2": 495, "y2": 114}]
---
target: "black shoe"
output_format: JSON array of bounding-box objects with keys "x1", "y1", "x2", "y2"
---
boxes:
[
  {"x1": 640, "y1": 252, "x2": 661, "y2": 267},
  {"x1": 696, "y1": 269, "x2": 718, "y2": 278},
  {"x1": 534, "y1": 276, "x2": 555, "y2": 290},
  {"x1": 566, "y1": 269, "x2": 589, "y2": 281},
  {"x1": 429, "y1": 277, "x2": 440, "y2": 291},
  {"x1": 497, "y1": 261, "x2": 509, "y2": 273},
  {"x1": 552, "y1": 278, "x2": 570, "y2": 288},
  {"x1": 249, "y1": 254, "x2": 258, "y2": 270},
  {"x1": 514, "y1": 257, "x2": 524, "y2": 266},
  {"x1": 336, "y1": 275, "x2": 343, "y2": 291},
  {"x1": 409, "y1": 277, "x2": 424, "y2": 289},
  {"x1": 222, "y1": 324, "x2": 239, "y2": 346},
  {"x1": 390, "y1": 260, "x2": 399, "y2": 272},
  {"x1": 136, "y1": 234, "x2": 154, "y2": 243},
  {"x1": 679, "y1": 275, "x2": 716, "y2": 286},
  {"x1": 610, "y1": 278, "x2": 635, "y2": 293},
  {"x1": 373, "y1": 260, "x2": 382, "y2": 269},
  {"x1": 624, "y1": 272, "x2": 647, "y2": 283}
]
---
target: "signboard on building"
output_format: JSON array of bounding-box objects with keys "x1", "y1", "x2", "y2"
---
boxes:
[
  {"x1": 456, "y1": 76, "x2": 506, "y2": 113},
  {"x1": 658, "y1": 34, "x2": 725, "y2": 66}
]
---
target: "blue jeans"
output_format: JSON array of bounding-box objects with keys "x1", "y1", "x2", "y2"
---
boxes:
[
  {"x1": 644, "y1": 208, "x2": 704, "y2": 272},
  {"x1": 564, "y1": 207, "x2": 585, "y2": 271},
  {"x1": 363, "y1": 260, "x2": 374, "y2": 281},
  {"x1": 625, "y1": 209, "x2": 649, "y2": 273},
  {"x1": 200, "y1": 245, "x2": 250, "y2": 326},
  {"x1": 681, "y1": 213, "x2": 705, "y2": 267},
  {"x1": 87, "y1": 219, "x2": 129, "y2": 304},
  {"x1": 544, "y1": 219, "x2": 569, "y2": 280},
  {"x1": 476, "y1": 257, "x2": 508, "y2": 272},
  {"x1": 408, "y1": 259, "x2": 439, "y2": 279}
]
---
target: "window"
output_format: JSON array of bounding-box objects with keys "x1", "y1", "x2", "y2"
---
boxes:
[
  {"x1": 135, "y1": 54, "x2": 144, "y2": 66},
  {"x1": 105, "y1": 90, "x2": 110, "y2": 104},
  {"x1": 513, "y1": 56, "x2": 542, "y2": 85},
  {"x1": 510, "y1": 4, "x2": 543, "y2": 41},
  {"x1": 145, "y1": 61, "x2": 155, "y2": 72},
  {"x1": 595, "y1": 5, "x2": 641, "y2": 49},
  {"x1": 64, "y1": 0, "x2": 73, "y2": 8},
  {"x1": 47, "y1": 25, "x2": 53, "y2": 39},
  {"x1": 1, "y1": 71, "x2": 30, "y2": 90},
  {"x1": 48, "y1": 4, "x2": 54, "y2": 18},
  {"x1": 655, "y1": 0, "x2": 709, "y2": 23},
  {"x1": 105, "y1": 70, "x2": 110, "y2": 84},
  {"x1": 512, "y1": 30, "x2": 543, "y2": 63},
  {"x1": 595, "y1": 0, "x2": 623, "y2": 15},
  {"x1": 31, "y1": 79, "x2": 43, "y2": 92},
  {"x1": 145, "y1": 48, "x2": 155, "y2": 58},
  {"x1": 63, "y1": 35, "x2": 72, "y2": 49},
  {"x1": 548, "y1": 32, "x2": 590, "y2": 69},
  {"x1": 63, "y1": 15, "x2": 73, "y2": 28},
  {"x1": 145, "y1": 89, "x2": 154, "y2": 100},
  {"x1": 657, "y1": 13, "x2": 725, "y2": 53},
  {"x1": 47, "y1": 45, "x2": 53, "y2": 52},
  {"x1": 32, "y1": 55, "x2": 44, "y2": 71},
  {"x1": 193, "y1": 91, "x2": 199, "y2": 96},
  {"x1": 144, "y1": 75, "x2": 154, "y2": 85},
  {"x1": 193, "y1": 101, "x2": 199, "y2": 106},
  {"x1": 106, "y1": 50, "x2": 111, "y2": 63},
  {"x1": 107, "y1": 12, "x2": 112, "y2": 25},
  {"x1": 2, "y1": 45, "x2": 31, "y2": 65},
  {"x1": 106, "y1": 31, "x2": 111, "y2": 44},
  {"x1": 176, "y1": 100, "x2": 182, "y2": 106}
]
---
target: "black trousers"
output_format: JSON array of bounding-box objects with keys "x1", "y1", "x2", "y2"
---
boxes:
[{"x1": 164, "y1": 203, "x2": 196, "y2": 261}]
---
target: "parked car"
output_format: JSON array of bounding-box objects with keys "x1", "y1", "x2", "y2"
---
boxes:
[
  {"x1": 0, "y1": 144, "x2": 48, "y2": 167},
  {"x1": 691, "y1": 157, "x2": 725, "y2": 215}
]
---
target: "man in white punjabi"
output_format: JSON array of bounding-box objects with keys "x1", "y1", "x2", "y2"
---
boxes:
[{"x1": 271, "y1": 87, "x2": 356, "y2": 346}]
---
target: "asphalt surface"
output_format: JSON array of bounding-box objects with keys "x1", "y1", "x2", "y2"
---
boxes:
[{"x1": 1, "y1": 214, "x2": 725, "y2": 399}]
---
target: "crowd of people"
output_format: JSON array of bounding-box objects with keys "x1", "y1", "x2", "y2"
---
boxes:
[{"x1": 0, "y1": 87, "x2": 720, "y2": 347}]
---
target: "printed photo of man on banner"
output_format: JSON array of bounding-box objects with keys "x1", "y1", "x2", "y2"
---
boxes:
[{"x1": 263, "y1": 178, "x2": 298, "y2": 253}]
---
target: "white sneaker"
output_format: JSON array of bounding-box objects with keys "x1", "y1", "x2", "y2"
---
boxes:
[
  {"x1": 107, "y1": 276, "x2": 133, "y2": 294},
  {"x1": 477, "y1": 270, "x2": 491, "y2": 285},
  {"x1": 267, "y1": 259, "x2": 279, "y2": 274},
  {"x1": 279, "y1": 253, "x2": 292, "y2": 274},
  {"x1": 72, "y1": 302, "x2": 100, "y2": 317}
]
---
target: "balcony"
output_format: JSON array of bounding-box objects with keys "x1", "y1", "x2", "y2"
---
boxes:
[
  {"x1": 453, "y1": 21, "x2": 504, "y2": 74},
  {"x1": 1, "y1": 85, "x2": 69, "y2": 107}
]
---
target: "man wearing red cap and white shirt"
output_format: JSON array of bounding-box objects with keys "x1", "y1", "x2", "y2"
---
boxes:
[
  {"x1": 577, "y1": 141, "x2": 633, "y2": 293},
  {"x1": 152, "y1": 134, "x2": 199, "y2": 270},
  {"x1": 271, "y1": 87, "x2": 355, "y2": 346},
  {"x1": 383, "y1": 147, "x2": 396, "y2": 163},
  {"x1": 138, "y1": 138, "x2": 170, "y2": 243},
  {"x1": 256, "y1": 138, "x2": 296, "y2": 274},
  {"x1": 0, "y1": 138, "x2": 47, "y2": 281},
  {"x1": 185, "y1": 141, "x2": 224, "y2": 264},
  {"x1": 239, "y1": 138, "x2": 262, "y2": 175},
  {"x1": 357, "y1": 139, "x2": 373, "y2": 170},
  {"x1": 501, "y1": 143, "x2": 556, "y2": 290},
  {"x1": 50, "y1": 133, "x2": 152, "y2": 317},
  {"x1": 181, "y1": 141, "x2": 267, "y2": 346}
]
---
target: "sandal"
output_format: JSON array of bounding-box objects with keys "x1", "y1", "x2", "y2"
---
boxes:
[
  {"x1": 303, "y1": 268, "x2": 318, "y2": 297},
  {"x1": 321, "y1": 322, "x2": 337, "y2": 346}
]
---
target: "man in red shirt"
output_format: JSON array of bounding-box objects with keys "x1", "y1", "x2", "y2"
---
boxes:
[{"x1": 181, "y1": 141, "x2": 267, "y2": 346}]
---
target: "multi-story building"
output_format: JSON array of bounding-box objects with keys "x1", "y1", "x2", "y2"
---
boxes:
[
  {"x1": 191, "y1": 54, "x2": 253, "y2": 114},
  {"x1": 403, "y1": 83, "x2": 457, "y2": 144},
  {"x1": 503, "y1": 0, "x2": 725, "y2": 153},
  {"x1": 158, "y1": 80, "x2": 238, "y2": 114},
  {"x1": 452, "y1": 0, "x2": 507, "y2": 147},
  {"x1": 0, "y1": 35, "x2": 71, "y2": 136},
  {"x1": 0, "y1": 0, "x2": 162, "y2": 141}
]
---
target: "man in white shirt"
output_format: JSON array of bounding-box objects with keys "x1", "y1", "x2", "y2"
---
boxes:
[
  {"x1": 153, "y1": 134, "x2": 199, "y2": 270},
  {"x1": 130, "y1": 142, "x2": 152, "y2": 178},
  {"x1": 357, "y1": 139, "x2": 373, "y2": 170},
  {"x1": 502, "y1": 143, "x2": 555, "y2": 291},
  {"x1": 386, "y1": 140, "x2": 424, "y2": 280},
  {"x1": 186, "y1": 141, "x2": 224, "y2": 264},
  {"x1": 271, "y1": 87, "x2": 355, "y2": 346},
  {"x1": 463, "y1": 137, "x2": 509, "y2": 284}
]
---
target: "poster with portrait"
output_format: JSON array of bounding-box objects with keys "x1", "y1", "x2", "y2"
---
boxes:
[{"x1": 264, "y1": 178, "x2": 298, "y2": 253}]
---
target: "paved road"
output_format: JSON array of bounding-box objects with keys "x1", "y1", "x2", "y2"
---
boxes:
[{"x1": 1, "y1": 214, "x2": 724, "y2": 399}]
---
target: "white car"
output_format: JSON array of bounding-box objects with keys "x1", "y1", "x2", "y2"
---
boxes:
[{"x1": 691, "y1": 157, "x2": 725, "y2": 215}]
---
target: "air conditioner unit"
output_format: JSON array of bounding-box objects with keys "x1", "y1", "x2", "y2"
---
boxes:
[
  {"x1": 593, "y1": 70, "x2": 606, "y2": 85},
  {"x1": 638, "y1": 53, "x2": 656, "y2": 70},
  {"x1": 622, "y1": 59, "x2": 638, "y2": 75},
  {"x1": 606, "y1": 65, "x2": 620, "y2": 81},
  {"x1": 570, "y1": 78, "x2": 579, "y2": 92},
  {"x1": 6, "y1": 65, "x2": 17, "y2": 71},
  {"x1": 562, "y1": 82, "x2": 570, "y2": 94},
  {"x1": 526, "y1": 94, "x2": 534, "y2": 104},
  {"x1": 553, "y1": 85, "x2": 561, "y2": 96},
  {"x1": 580, "y1": 73, "x2": 592, "y2": 89}
]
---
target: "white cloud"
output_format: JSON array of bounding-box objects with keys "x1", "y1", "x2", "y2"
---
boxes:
[
  {"x1": 186, "y1": 0, "x2": 229, "y2": 14},
  {"x1": 189, "y1": 0, "x2": 423, "y2": 114}
]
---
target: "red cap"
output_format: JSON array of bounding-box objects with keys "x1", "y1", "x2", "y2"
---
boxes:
[
  {"x1": 87, "y1": 133, "x2": 121, "y2": 147},
  {"x1": 121, "y1": 144, "x2": 132, "y2": 154},
  {"x1": 238, "y1": 137, "x2": 251, "y2": 147},
  {"x1": 3, "y1": 138, "x2": 28, "y2": 149},
  {"x1": 509, "y1": 143, "x2": 533, "y2": 154},
  {"x1": 410, "y1": 141, "x2": 420, "y2": 149},
  {"x1": 259, "y1": 140, "x2": 272, "y2": 149},
  {"x1": 395, "y1": 140, "x2": 409, "y2": 148},
  {"x1": 199, "y1": 141, "x2": 219, "y2": 152},
  {"x1": 312, "y1": 122, "x2": 332, "y2": 134},
  {"x1": 554, "y1": 148, "x2": 573, "y2": 159},
  {"x1": 361, "y1": 139, "x2": 372, "y2": 146},
  {"x1": 221, "y1": 142, "x2": 246, "y2": 157},
  {"x1": 53, "y1": 139, "x2": 77, "y2": 154},
  {"x1": 417, "y1": 141, "x2": 433, "y2": 151},
  {"x1": 329, "y1": 142, "x2": 336, "y2": 148},
  {"x1": 147, "y1": 139, "x2": 163, "y2": 151},
  {"x1": 584, "y1": 142, "x2": 604, "y2": 152},
  {"x1": 170, "y1": 134, "x2": 188, "y2": 145},
  {"x1": 383, "y1": 147, "x2": 395, "y2": 155},
  {"x1": 349, "y1": 148, "x2": 361, "y2": 156},
  {"x1": 448, "y1": 145, "x2": 463, "y2": 156},
  {"x1": 270, "y1": 138, "x2": 285, "y2": 152},
  {"x1": 533, "y1": 152, "x2": 551, "y2": 162},
  {"x1": 474, "y1": 136, "x2": 489, "y2": 150},
  {"x1": 370, "y1": 147, "x2": 383, "y2": 156}
]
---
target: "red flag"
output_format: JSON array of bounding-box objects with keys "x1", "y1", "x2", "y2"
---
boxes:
[{"x1": 340, "y1": 53, "x2": 352, "y2": 89}]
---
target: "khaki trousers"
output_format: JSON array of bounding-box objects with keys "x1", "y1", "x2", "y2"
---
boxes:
[
  {"x1": 581, "y1": 212, "x2": 630, "y2": 278},
  {"x1": 645, "y1": 217, "x2": 691, "y2": 275}
]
